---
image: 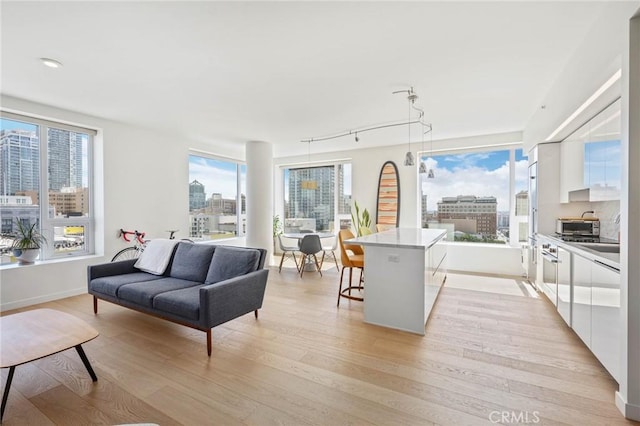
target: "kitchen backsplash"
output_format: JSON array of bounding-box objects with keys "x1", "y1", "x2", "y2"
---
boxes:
[{"x1": 562, "y1": 200, "x2": 620, "y2": 240}]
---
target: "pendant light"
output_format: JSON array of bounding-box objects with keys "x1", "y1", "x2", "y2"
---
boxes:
[
  {"x1": 427, "y1": 127, "x2": 435, "y2": 178},
  {"x1": 419, "y1": 122, "x2": 427, "y2": 174},
  {"x1": 404, "y1": 93, "x2": 415, "y2": 166}
]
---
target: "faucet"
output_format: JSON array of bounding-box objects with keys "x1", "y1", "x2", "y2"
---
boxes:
[{"x1": 581, "y1": 210, "x2": 595, "y2": 218}]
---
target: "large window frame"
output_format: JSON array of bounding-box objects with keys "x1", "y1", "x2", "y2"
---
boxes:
[
  {"x1": 1, "y1": 111, "x2": 95, "y2": 263},
  {"x1": 419, "y1": 144, "x2": 527, "y2": 247},
  {"x1": 279, "y1": 160, "x2": 352, "y2": 233},
  {"x1": 188, "y1": 151, "x2": 246, "y2": 240}
]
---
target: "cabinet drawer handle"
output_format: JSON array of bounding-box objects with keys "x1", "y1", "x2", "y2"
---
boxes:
[{"x1": 594, "y1": 259, "x2": 620, "y2": 273}]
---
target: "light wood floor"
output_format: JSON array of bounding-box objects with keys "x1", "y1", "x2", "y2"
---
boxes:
[{"x1": 1, "y1": 261, "x2": 637, "y2": 425}]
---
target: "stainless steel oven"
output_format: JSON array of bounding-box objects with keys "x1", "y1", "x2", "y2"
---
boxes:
[{"x1": 541, "y1": 242, "x2": 559, "y2": 306}]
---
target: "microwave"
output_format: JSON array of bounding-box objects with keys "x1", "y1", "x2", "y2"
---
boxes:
[{"x1": 556, "y1": 219, "x2": 600, "y2": 236}]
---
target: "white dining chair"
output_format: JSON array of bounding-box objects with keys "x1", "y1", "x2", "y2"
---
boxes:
[
  {"x1": 320, "y1": 234, "x2": 339, "y2": 271},
  {"x1": 277, "y1": 234, "x2": 300, "y2": 272}
]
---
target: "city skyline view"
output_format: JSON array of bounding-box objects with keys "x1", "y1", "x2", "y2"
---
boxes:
[
  {"x1": 420, "y1": 149, "x2": 528, "y2": 212},
  {"x1": 188, "y1": 155, "x2": 245, "y2": 202}
]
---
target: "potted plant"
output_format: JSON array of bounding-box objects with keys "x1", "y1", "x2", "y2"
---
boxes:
[
  {"x1": 273, "y1": 214, "x2": 283, "y2": 252},
  {"x1": 350, "y1": 201, "x2": 372, "y2": 236},
  {"x1": 8, "y1": 218, "x2": 47, "y2": 263}
]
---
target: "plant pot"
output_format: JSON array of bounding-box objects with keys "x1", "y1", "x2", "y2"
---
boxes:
[{"x1": 14, "y1": 248, "x2": 40, "y2": 263}]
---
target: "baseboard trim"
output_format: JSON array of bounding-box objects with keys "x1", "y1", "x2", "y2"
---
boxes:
[
  {"x1": 616, "y1": 391, "x2": 640, "y2": 421},
  {"x1": 0, "y1": 287, "x2": 86, "y2": 312}
]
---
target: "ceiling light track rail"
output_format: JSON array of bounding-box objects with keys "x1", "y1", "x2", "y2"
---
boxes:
[
  {"x1": 301, "y1": 119, "x2": 432, "y2": 144},
  {"x1": 301, "y1": 86, "x2": 432, "y2": 144}
]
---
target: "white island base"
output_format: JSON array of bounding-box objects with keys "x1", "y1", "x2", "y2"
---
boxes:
[{"x1": 346, "y1": 228, "x2": 447, "y2": 335}]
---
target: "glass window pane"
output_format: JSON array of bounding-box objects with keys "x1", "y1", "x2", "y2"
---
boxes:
[
  {"x1": 47, "y1": 127, "x2": 90, "y2": 219},
  {"x1": 284, "y1": 165, "x2": 335, "y2": 233},
  {"x1": 420, "y1": 149, "x2": 509, "y2": 244},
  {"x1": 188, "y1": 154, "x2": 239, "y2": 240},
  {"x1": 53, "y1": 225, "x2": 85, "y2": 254},
  {"x1": 1, "y1": 118, "x2": 41, "y2": 264},
  {"x1": 514, "y1": 149, "x2": 529, "y2": 243},
  {"x1": 240, "y1": 164, "x2": 246, "y2": 235}
]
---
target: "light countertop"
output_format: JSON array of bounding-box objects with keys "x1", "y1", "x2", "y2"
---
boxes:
[{"x1": 345, "y1": 228, "x2": 447, "y2": 250}]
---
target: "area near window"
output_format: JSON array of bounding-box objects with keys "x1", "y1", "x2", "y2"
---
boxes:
[
  {"x1": 282, "y1": 162, "x2": 351, "y2": 233},
  {"x1": 420, "y1": 147, "x2": 528, "y2": 245},
  {"x1": 188, "y1": 153, "x2": 246, "y2": 240},
  {"x1": 1, "y1": 112, "x2": 95, "y2": 264}
]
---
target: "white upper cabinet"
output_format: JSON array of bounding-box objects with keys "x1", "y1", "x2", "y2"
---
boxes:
[{"x1": 560, "y1": 99, "x2": 621, "y2": 202}]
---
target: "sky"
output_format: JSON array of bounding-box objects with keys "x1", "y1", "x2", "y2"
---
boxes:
[
  {"x1": 189, "y1": 155, "x2": 245, "y2": 201},
  {"x1": 420, "y1": 149, "x2": 528, "y2": 211}
]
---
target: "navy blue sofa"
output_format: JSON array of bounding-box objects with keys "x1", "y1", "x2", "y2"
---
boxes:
[{"x1": 88, "y1": 242, "x2": 269, "y2": 355}]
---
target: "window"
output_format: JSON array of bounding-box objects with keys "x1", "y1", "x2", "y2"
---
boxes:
[
  {"x1": 282, "y1": 162, "x2": 351, "y2": 233},
  {"x1": 1, "y1": 113, "x2": 94, "y2": 264},
  {"x1": 188, "y1": 154, "x2": 246, "y2": 240},
  {"x1": 420, "y1": 147, "x2": 527, "y2": 245}
]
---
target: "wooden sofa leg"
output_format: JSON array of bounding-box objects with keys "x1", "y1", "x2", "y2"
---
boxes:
[
  {"x1": 206, "y1": 329, "x2": 212, "y2": 356},
  {"x1": 93, "y1": 296, "x2": 98, "y2": 314},
  {"x1": 254, "y1": 309, "x2": 258, "y2": 319}
]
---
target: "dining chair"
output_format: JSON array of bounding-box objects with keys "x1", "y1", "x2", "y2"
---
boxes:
[
  {"x1": 337, "y1": 229, "x2": 364, "y2": 306},
  {"x1": 320, "y1": 234, "x2": 339, "y2": 271},
  {"x1": 298, "y1": 234, "x2": 323, "y2": 277},
  {"x1": 277, "y1": 234, "x2": 300, "y2": 273}
]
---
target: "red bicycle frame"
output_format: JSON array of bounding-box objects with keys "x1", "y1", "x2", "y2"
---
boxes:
[{"x1": 118, "y1": 229, "x2": 146, "y2": 244}]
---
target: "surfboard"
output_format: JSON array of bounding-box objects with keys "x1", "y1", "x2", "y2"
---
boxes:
[{"x1": 376, "y1": 161, "x2": 400, "y2": 227}]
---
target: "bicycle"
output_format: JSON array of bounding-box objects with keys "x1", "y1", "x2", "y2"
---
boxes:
[{"x1": 111, "y1": 229, "x2": 191, "y2": 262}]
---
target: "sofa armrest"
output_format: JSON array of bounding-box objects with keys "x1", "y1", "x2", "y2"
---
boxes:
[
  {"x1": 199, "y1": 269, "x2": 269, "y2": 328},
  {"x1": 87, "y1": 259, "x2": 138, "y2": 283}
]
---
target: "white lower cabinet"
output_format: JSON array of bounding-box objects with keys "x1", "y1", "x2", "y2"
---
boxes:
[
  {"x1": 591, "y1": 260, "x2": 621, "y2": 382},
  {"x1": 571, "y1": 254, "x2": 592, "y2": 347},
  {"x1": 569, "y1": 252, "x2": 621, "y2": 382},
  {"x1": 556, "y1": 247, "x2": 571, "y2": 325}
]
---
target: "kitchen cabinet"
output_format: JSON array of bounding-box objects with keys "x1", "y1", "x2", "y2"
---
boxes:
[
  {"x1": 556, "y1": 246, "x2": 571, "y2": 325},
  {"x1": 572, "y1": 253, "x2": 592, "y2": 347},
  {"x1": 591, "y1": 259, "x2": 621, "y2": 382},
  {"x1": 560, "y1": 99, "x2": 621, "y2": 202}
]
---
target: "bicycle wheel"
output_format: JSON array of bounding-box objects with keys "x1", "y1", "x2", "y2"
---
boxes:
[{"x1": 111, "y1": 247, "x2": 141, "y2": 262}]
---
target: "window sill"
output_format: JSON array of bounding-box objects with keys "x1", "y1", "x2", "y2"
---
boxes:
[{"x1": 0, "y1": 253, "x2": 102, "y2": 270}]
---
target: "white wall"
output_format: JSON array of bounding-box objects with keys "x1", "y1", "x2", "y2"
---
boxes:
[{"x1": 0, "y1": 95, "x2": 239, "y2": 310}]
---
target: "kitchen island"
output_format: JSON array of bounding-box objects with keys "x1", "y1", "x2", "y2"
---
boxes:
[{"x1": 345, "y1": 228, "x2": 447, "y2": 334}]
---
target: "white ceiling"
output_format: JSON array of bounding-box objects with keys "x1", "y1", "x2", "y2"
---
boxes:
[{"x1": 0, "y1": 1, "x2": 616, "y2": 157}]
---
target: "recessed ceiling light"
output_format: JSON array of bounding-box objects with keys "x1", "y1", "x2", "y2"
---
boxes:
[{"x1": 40, "y1": 58, "x2": 63, "y2": 68}]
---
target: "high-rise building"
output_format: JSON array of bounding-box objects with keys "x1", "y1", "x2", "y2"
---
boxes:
[
  {"x1": 287, "y1": 166, "x2": 335, "y2": 231},
  {"x1": 421, "y1": 193, "x2": 428, "y2": 227},
  {"x1": 47, "y1": 128, "x2": 85, "y2": 191},
  {"x1": 437, "y1": 195, "x2": 497, "y2": 236},
  {"x1": 0, "y1": 129, "x2": 39, "y2": 195},
  {"x1": 515, "y1": 190, "x2": 529, "y2": 216},
  {"x1": 189, "y1": 179, "x2": 206, "y2": 211}
]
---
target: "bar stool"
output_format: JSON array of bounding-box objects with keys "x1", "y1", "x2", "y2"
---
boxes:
[{"x1": 337, "y1": 229, "x2": 364, "y2": 306}]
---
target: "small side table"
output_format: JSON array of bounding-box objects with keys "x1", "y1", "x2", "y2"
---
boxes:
[{"x1": 0, "y1": 308, "x2": 99, "y2": 422}]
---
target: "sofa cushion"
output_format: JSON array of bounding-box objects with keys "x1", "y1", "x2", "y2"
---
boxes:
[
  {"x1": 205, "y1": 246, "x2": 261, "y2": 284},
  {"x1": 168, "y1": 243, "x2": 216, "y2": 282},
  {"x1": 152, "y1": 285, "x2": 205, "y2": 321},
  {"x1": 117, "y1": 277, "x2": 200, "y2": 308},
  {"x1": 90, "y1": 272, "x2": 164, "y2": 297}
]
